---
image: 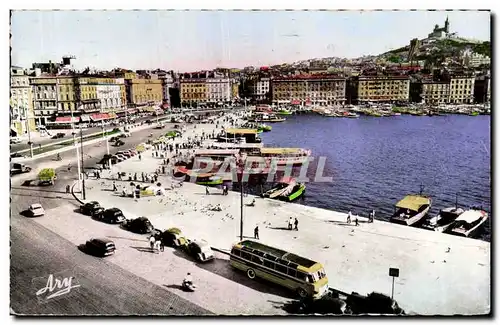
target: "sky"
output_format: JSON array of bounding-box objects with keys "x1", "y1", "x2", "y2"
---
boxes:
[{"x1": 10, "y1": 10, "x2": 491, "y2": 72}]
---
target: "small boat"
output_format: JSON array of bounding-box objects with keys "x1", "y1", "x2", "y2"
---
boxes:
[
  {"x1": 195, "y1": 174, "x2": 224, "y2": 186},
  {"x1": 390, "y1": 193, "x2": 432, "y2": 226},
  {"x1": 446, "y1": 208, "x2": 489, "y2": 238},
  {"x1": 262, "y1": 177, "x2": 306, "y2": 202},
  {"x1": 421, "y1": 207, "x2": 465, "y2": 232},
  {"x1": 469, "y1": 111, "x2": 479, "y2": 116}
]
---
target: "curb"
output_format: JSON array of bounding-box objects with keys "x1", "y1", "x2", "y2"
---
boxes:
[{"x1": 71, "y1": 181, "x2": 86, "y2": 205}]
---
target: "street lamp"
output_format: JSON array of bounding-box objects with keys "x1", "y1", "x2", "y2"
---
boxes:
[{"x1": 20, "y1": 105, "x2": 34, "y2": 158}]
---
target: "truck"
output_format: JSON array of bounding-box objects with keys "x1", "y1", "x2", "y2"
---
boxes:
[
  {"x1": 10, "y1": 163, "x2": 32, "y2": 176},
  {"x1": 38, "y1": 168, "x2": 57, "y2": 185}
]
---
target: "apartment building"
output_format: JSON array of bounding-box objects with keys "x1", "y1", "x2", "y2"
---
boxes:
[
  {"x1": 449, "y1": 76, "x2": 475, "y2": 104},
  {"x1": 206, "y1": 76, "x2": 231, "y2": 104},
  {"x1": 10, "y1": 66, "x2": 36, "y2": 135},
  {"x1": 126, "y1": 78, "x2": 163, "y2": 106},
  {"x1": 357, "y1": 75, "x2": 410, "y2": 102},
  {"x1": 30, "y1": 76, "x2": 58, "y2": 125},
  {"x1": 421, "y1": 81, "x2": 451, "y2": 105},
  {"x1": 250, "y1": 77, "x2": 270, "y2": 101},
  {"x1": 272, "y1": 74, "x2": 346, "y2": 106},
  {"x1": 180, "y1": 79, "x2": 207, "y2": 106}
]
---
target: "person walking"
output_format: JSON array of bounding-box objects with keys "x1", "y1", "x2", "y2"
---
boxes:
[
  {"x1": 149, "y1": 235, "x2": 156, "y2": 250},
  {"x1": 254, "y1": 225, "x2": 259, "y2": 239},
  {"x1": 294, "y1": 218, "x2": 299, "y2": 231},
  {"x1": 288, "y1": 217, "x2": 293, "y2": 230},
  {"x1": 66, "y1": 184, "x2": 70, "y2": 194},
  {"x1": 347, "y1": 211, "x2": 352, "y2": 224},
  {"x1": 112, "y1": 181, "x2": 117, "y2": 192},
  {"x1": 355, "y1": 218, "x2": 359, "y2": 227},
  {"x1": 139, "y1": 154, "x2": 142, "y2": 161},
  {"x1": 206, "y1": 186, "x2": 210, "y2": 195},
  {"x1": 370, "y1": 209, "x2": 376, "y2": 223}
]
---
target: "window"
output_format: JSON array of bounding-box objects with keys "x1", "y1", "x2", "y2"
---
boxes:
[
  {"x1": 240, "y1": 251, "x2": 251, "y2": 260},
  {"x1": 288, "y1": 268, "x2": 297, "y2": 278},
  {"x1": 296, "y1": 271, "x2": 307, "y2": 281},
  {"x1": 251, "y1": 255, "x2": 263, "y2": 265},
  {"x1": 275, "y1": 264, "x2": 287, "y2": 274}
]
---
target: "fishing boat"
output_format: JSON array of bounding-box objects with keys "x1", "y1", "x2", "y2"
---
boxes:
[
  {"x1": 446, "y1": 208, "x2": 489, "y2": 238},
  {"x1": 390, "y1": 192, "x2": 432, "y2": 226},
  {"x1": 247, "y1": 147, "x2": 312, "y2": 167},
  {"x1": 420, "y1": 207, "x2": 465, "y2": 232},
  {"x1": 248, "y1": 113, "x2": 286, "y2": 123},
  {"x1": 262, "y1": 177, "x2": 306, "y2": 202},
  {"x1": 469, "y1": 111, "x2": 479, "y2": 116}
]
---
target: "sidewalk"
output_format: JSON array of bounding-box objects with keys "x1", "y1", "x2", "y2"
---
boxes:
[{"x1": 76, "y1": 114, "x2": 489, "y2": 315}]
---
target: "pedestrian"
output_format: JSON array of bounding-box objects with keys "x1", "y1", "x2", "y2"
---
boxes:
[
  {"x1": 112, "y1": 181, "x2": 117, "y2": 192},
  {"x1": 206, "y1": 186, "x2": 210, "y2": 195},
  {"x1": 355, "y1": 218, "x2": 359, "y2": 227},
  {"x1": 288, "y1": 217, "x2": 293, "y2": 230},
  {"x1": 66, "y1": 184, "x2": 70, "y2": 194},
  {"x1": 254, "y1": 225, "x2": 259, "y2": 239},
  {"x1": 139, "y1": 154, "x2": 142, "y2": 161},
  {"x1": 294, "y1": 218, "x2": 299, "y2": 231},
  {"x1": 133, "y1": 173, "x2": 137, "y2": 181},
  {"x1": 149, "y1": 235, "x2": 156, "y2": 250},
  {"x1": 371, "y1": 209, "x2": 376, "y2": 223},
  {"x1": 160, "y1": 240, "x2": 165, "y2": 252},
  {"x1": 96, "y1": 171, "x2": 100, "y2": 179},
  {"x1": 347, "y1": 211, "x2": 352, "y2": 224},
  {"x1": 154, "y1": 240, "x2": 161, "y2": 253}
]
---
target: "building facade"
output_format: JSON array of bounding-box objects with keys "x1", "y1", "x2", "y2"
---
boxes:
[
  {"x1": 449, "y1": 76, "x2": 475, "y2": 104},
  {"x1": 421, "y1": 81, "x2": 451, "y2": 105},
  {"x1": 10, "y1": 66, "x2": 35, "y2": 135},
  {"x1": 96, "y1": 84, "x2": 122, "y2": 111},
  {"x1": 272, "y1": 74, "x2": 346, "y2": 106},
  {"x1": 126, "y1": 78, "x2": 163, "y2": 106},
  {"x1": 357, "y1": 75, "x2": 410, "y2": 103},
  {"x1": 250, "y1": 77, "x2": 270, "y2": 101},
  {"x1": 206, "y1": 76, "x2": 231, "y2": 105},
  {"x1": 180, "y1": 79, "x2": 207, "y2": 106},
  {"x1": 30, "y1": 76, "x2": 58, "y2": 125}
]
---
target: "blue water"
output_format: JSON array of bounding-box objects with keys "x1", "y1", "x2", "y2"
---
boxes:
[{"x1": 258, "y1": 114, "x2": 491, "y2": 241}]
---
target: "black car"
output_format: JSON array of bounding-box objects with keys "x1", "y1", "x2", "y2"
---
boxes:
[
  {"x1": 93, "y1": 208, "x2": 126, "y2": 224},
  {"x1": 79, "y1": 201, "x2": 105, "y2": 216},
  {"x1": 52, "y1": 132, "x2": 65, "y2": 139},
  {"x1": 10, "y1": 152, "x2": 25, "y2": 158},
  {"x1": 84, "y1": 238, "x2": 116, "y2": 257},
  {"x1": 121, "y1": 217, "x2": 154, "y2": 234},
  {"x1": 114, "y1": 140, "x2": 125, "y2": 147}
]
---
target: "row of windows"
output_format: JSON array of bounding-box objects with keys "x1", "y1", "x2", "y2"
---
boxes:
[{"x1": 231, "y1": 248, "x2": 314, "y2": 283}]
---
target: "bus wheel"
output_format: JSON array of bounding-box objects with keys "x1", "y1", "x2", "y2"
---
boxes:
[
  {"x1": 247, "y1": 269, "x2": 256, "y2": 279},
  {"x1": 297, "y1": 288, "x2": 308, "y2": 298}
]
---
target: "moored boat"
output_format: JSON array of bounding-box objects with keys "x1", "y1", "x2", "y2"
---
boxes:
[
  {"x1": 390, "y1": 194, "x2": 432, "y2": 226},
  {"x1": 195, "y1": 174, "x2": 224, "y2": 186},
  {"x1": 276, "y1": 109, "x2": 293, "y2": 116},
  {"x1": 420, "y1": 206, "x2": 465, "y2": 232},
  {"x1": 262, "y1": 177, "x2": 306, "y2": 202},
  {"x1": 446, "y1": 208, "x2": 489, "y2": 238}
]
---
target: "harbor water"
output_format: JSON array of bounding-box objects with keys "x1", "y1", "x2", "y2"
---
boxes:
[{"x1": 256, "y1": 114, "x2": 491, "y2": 241}]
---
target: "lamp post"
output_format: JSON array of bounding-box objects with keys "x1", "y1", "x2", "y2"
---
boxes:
[
  {"x1": 240, "y1": 174, "x2": 244, "y2": 241},
  {"x1": 21, "y1": 106, "x2": 34, "y2": 158},
  {"x1": 71, "y1": 106, "x2": 82, "y2": 192},
  {"x1": 80, "y1": 123, "x2": 86, "y2": 200}
]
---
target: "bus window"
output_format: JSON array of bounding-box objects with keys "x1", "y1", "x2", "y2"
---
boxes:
[
  {"x1": 231, "y1": 248, "x2": 240, "y2": 256},
  {"x1": 296, "y1": 271, "x2": 307, "y2": 281},
  {"x1": 251, "y1": 255, "x2": 263, "y2": 265},
  {"x1": 275, "y1": 264, "x2": 287, "y2": 274},
  {"x1": 263, "y1": 260, "x2": 275, "y2": 269},
  {"x1": 307, "y1": 274, "x2": 314, "y2": 283},
  {"x1": 241, "y1": 251, "x2": 251, "y2": 260},
  {"x1": 288, "y1": 269, "x2": 297, "y2": 278}
]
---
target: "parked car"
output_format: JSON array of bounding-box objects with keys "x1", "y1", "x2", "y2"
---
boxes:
[
  {"x1": 161, "y1": 227, "x2": 188, "y2": 247},
  {"x1": 115, "y1": 154, "x2": 127, "y2": 161},
  {"x1": 121, "y1": 217, "x2": 154, "y2": 234},
  {"x1": 120, "y1": 131, "x2": 131, "y2": 137},
  {"x1": 110, "y1": 136, "x2": 119, "y2": 142},
  {"x1": 116, "y1": 151, "x2": 132, "y2": 158},
  {"x1": 111, "y1": 155, "x2": 126, "y2": 162},
  {"x1": 93, "y1": 208, "x2": 126, "y2": 224},
  {"x1": 10, "y1": 152, "x2": 25, "y2": 159},
  {"x1": 10, "y1": 163, "x2": 32, "y2": 176},
  {"x1": 183, "y1": 239, "x2": 215, "y2": 262},
  {"x1": 27, "y1": 203, "x2": 45, "y2": 217},
  {"x1": 80, "y1": 201, "x2": 105, "y2": 216},
  {"x1": 52, "y1": 132, "x2": 65, "y2": 139},
  {"x1": 84, "y1": 238, "x2": 116, "y2": 257},
  {"x1": 114, "y1": 140, "x2": 125, "y2": 147}
]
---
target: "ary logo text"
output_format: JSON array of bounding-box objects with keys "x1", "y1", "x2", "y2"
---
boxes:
[{"x1": 34, "y1": 273, "x2": 81, "y2": 301}]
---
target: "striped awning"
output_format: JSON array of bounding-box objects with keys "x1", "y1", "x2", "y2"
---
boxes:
[
  {"x1": 90, "y1": 113, "x2": 109, "y2": 121},
  {"x1": 55, "y1": 116, "x2": 79, "y2": 123}
]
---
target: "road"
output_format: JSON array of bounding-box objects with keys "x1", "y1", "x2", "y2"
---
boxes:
[
  {"x1": 9, "y1": 118, "x2": 220, "y2": 315},
  {"x1": 11, "y1": 108, "x2": 235, "y2": 152}
]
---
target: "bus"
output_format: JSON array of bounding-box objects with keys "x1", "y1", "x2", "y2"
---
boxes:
[{"x1": 230, "y1": 240, "x2": 329, "y2": 299}]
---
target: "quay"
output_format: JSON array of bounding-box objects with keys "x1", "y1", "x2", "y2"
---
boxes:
[{"x1": 38, "y1": 113, "x2": 489, "y2": 315}]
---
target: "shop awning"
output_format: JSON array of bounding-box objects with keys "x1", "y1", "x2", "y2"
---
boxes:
[
  {"x1": 141, "y1": 107, "x2": 156, "y2": 112},
  {"x1": 90, "y1": 113, "x2": 110, "y2": 122},
  {"x1": 55, "y1": 116, "x2": 79, "y2": 123},
  {"x1": 108, "y1": 113, "x2": 118, "y2": 119},
  {"x1": 291, "y1": 100, "x2": 301, "y2": 105},
  {"x1": 80, "y1": 115, "x2": 91, "y2": 122}
]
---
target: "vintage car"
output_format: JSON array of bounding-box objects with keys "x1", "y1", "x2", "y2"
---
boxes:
[
  {"x1": 182, "y1": 239, "x2": 215, "y2": 262},
  {"x1": 160, "y1": 227, "x2": 188, "y2": 248},
  {"x1": 121, "y1": 217, "x2": 154, "y2": 234},
  {"x1": 93, "y1": 208, "x2": 126, "y2": 224},
  {"x1": 84, "y1": 238, "x2": 116, "y2": 257},
  {"x1": 27, "y1": 203, "x2": 45, "y2": 217},
  {"x1": 80, "y1": 201, "x2": 105, "y2": 216}
]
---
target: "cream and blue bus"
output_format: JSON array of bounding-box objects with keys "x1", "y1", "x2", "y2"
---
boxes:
[{"x1": 230, "y1": 240, "x2": 329, "y2": 299}]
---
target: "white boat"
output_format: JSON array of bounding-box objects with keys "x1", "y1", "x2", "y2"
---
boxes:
[
  {"x1": 447, "y1": 209, "x2": 489, "y2": 238},
  {"x1": 390, "y1": 194, "x2": 432, "y2": 226},
  {"x1": 420, "y1": 207, "x2": 465, "y2": 232}
]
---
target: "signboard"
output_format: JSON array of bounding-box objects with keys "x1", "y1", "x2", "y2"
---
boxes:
[{"x1": 389, "y1": 268, "x2": 399, "y2": 277}]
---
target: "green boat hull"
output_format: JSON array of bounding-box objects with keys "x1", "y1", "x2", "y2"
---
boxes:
[
  {"x1": 196, "y1": 179, "x2": 223, "y2": 186},
  {"x1": 281, "y1": 184, "x2": 306, "y2": 202},
  {"x1": 277, "y1": 111, "x2": 292, "y2": 115}
]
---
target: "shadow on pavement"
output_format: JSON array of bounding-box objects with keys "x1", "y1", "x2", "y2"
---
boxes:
[
  {"x1": 172, "y1": 249, "x2": 294, "y2": 299},
  {"x1": 11, "y1": 193, "x2": 70, "y2": 200},
  {"x1": 267, "y1": 226, "x2": 293, "y2": 231},
  {"x1": 163, "y1": 284, "x2": 185, "y2": 292},
  {"x1": 107, "y1": 236, "x2": 148, "y2": 243},
  {"x1": 130, "y1": 245, "x2": 158, "y2": 254},
  {"x1": 326, "y1": 220, "x2": 357, "y2": 227}
]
